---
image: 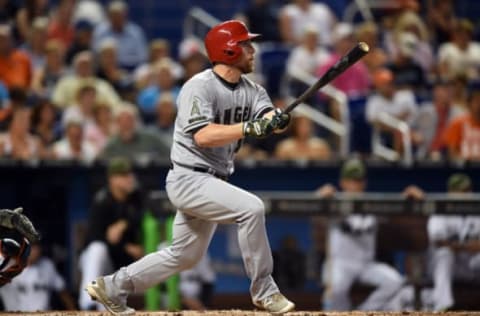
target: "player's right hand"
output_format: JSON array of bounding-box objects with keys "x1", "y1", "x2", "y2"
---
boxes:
[{"x1": 243, "y1": 117, "x2": 272, "y2": 138}]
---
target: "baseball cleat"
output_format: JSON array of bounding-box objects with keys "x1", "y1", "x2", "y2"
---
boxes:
[
  {"x1": 86, "y1": 277, "x2": 135, "y2": 316},
  {"x1": 253, "y1": 292, "x2": 295, "y2": 314}
]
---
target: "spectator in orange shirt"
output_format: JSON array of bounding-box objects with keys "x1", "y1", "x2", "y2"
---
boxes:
[
  {"x1": 0, "y1": 24, "x2": 32, "y2": 89},
  {"x1": 443, "y1": 83, "x2": 480, "y2": 161}
]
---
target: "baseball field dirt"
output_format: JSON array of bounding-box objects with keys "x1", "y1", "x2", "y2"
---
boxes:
[{"x1": 0, "y1": 312, "x2": 478, "y2": 316}]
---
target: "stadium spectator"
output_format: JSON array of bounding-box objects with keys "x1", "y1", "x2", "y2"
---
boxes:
[
  {"x1": 22, "y1": 16, "x2": 49, "y2": 71},
  {"x1": 15, "y1": 0, "x2": 49, "y2": 43},
  {"x1": 137, "y1": 59, "x2": 180, "y2": 116},
  {"x1": 101, "y1": 104, "x2": 171, "y2": 162},
  {"x1": 178, "y1": 37, "x2": 208, "y2": 84},
  {"x1": 286, "y1": 26, "x2": 329, "y2": 78},
  {"x1": 52, "y1": 117, "x2": 97, "y2": 162},
  {"x1": 62, "y1": 83, "x2": 97, "y2": 127},
  {"x1": 411, "y1": 80, "x2": 463, "y2": 160},
  {"x1": 237, "y1": 0, "x2": 281, "y2": 42},
  {"x1": 0, "y1": 87, "x2": 28, "y2": 131},
  {"x1": 78, "y1": 157, "x2": 146, "y2": 310},
  {"x1": 279, "y1": 0, "x2": 336, "y2": 46},
  {"x1": 93, "y1": 0, "x2": 147, "y2": 71},
  {"x1": 438, "y1": 19, "x2": 480, "y2": 80},
  {"x1": 366, "y1": 68, "x2": 417, "y2": 129},
  {"x1": 355, "y1": 21, "x2": 388, "y2": 73},
  {"x1": 95, "y1": 38, "x2": 133, "y2": 99},
  {"x1": 443, "y1": 83, "x2": 480, "y2": 161},
  {"x1": 317, "y1": 158, "x2": 414, "y2": 311},
  {"x1": 52, "y1": 51, "x2": 120, "y2": 109},
  {"x1": 47, "y1": 0, "x2": 75, "y2": 48},
  {"x1": 451, "y1": 74, "x2": 469, "y2": 114},
  {"x1": 386, "y1": 11, "x2": 434, "y2": 75},
  {"x1": 386, "y1": 31, "x2": 426, "y2": 93},
  {"x1": 73, "y1": 0, "x2": 105, "y2": 27},
  {"x1": 133, "y1": 39, "x2": 183, "y2": 89},
  {"x1": 65, "y1": 19, "x2": 94, "y2": 65},
  {"x1": 0, "y1": 106, "x2": 45, "y2": 160},
  {"x1": 0, "y1": 24, "x2": 32, "y2": 89},
  {"x1": 424, "y1": 173, "x2": 480, "y2": 311},
  {"x1": 31, "y1": 39, "x2": 67, "y2": 98},
  {"x1": 316, "y1": 23, "x2": 370, "y2": 99},
  {"x1": 0, "y1": 242, "x2": 76, "y2": 311},
  {"x1": 426, "y1": 0, "x2": 456, "y2": 46},
  {"x1": 274, "y1": 115, "x2": 331, "y2": 160},
  {"x1": 31, "y1": 98, "x2": 62, "y2": 148},
  {"x1": 84, "y1": 103, "x2": 113, "y2": 154},
  {"x1": 150, "y1": 93, "x2": 176, "y2": 148}
]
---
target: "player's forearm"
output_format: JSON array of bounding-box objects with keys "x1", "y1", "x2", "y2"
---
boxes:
[{"x1": 194, "y1": 123, "x2": 244, "y2": 147}]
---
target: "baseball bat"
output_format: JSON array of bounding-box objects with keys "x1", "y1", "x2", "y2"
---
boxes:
[{"x1": 284, "y1": 42, "x2": 370, "y2": 114}]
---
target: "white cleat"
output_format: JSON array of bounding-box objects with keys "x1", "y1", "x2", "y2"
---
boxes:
[
  {"x1": 85, "y1": 277, "x2": 135, "y2": 316},
  {"x1": 253, "y1": 292, "x2": 295, "y2": 314}
]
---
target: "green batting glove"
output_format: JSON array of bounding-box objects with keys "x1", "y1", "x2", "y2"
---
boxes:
[
  {"x1": 243, "y1": 117, "x2": 272, "y2": 138},
  {"x1": 271, "y1": 108, "x2": 291, "y2": 130}
]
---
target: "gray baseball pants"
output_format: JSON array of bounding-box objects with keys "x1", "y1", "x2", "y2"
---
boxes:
[{"x1": 103, "y1": 166, "x2": 279, "y2": 303}]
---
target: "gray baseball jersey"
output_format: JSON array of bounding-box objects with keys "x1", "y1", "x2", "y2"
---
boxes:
[{"x1": 171, "y1": 69, "x2": 274, "y2": 175}]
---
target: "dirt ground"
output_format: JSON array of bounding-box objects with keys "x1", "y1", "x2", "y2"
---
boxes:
[{"x1": 0, "y1": 311, "x2": 479, "y2": 316}]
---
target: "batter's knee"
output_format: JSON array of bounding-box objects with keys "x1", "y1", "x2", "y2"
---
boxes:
[{"x1": 243, "y1": 196, "x2": 265, "y2": 219}]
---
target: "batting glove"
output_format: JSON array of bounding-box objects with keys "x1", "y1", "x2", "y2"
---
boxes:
[
  {"x1": 243, "y1": 117, "x2": 272, "y2": 138},
  {"x1": 267, "y1": 108, "x2": 291, "y2": 133}
]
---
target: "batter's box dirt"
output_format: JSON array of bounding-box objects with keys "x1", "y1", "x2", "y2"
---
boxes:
[{"x1": 0, "y1": 311, "x2": 479, "y2": 316}]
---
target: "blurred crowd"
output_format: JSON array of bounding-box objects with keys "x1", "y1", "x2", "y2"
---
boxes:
[
  {"x1": 236, "y1": 0, "x2": 480, "y2": 162},
  {"x1": 0, "y1": 0, "x2": 479, "y2": 312},
  {"x1": 0, "y1": 0, "x2": 476, "y2": 164},
  {"x1": 0, "y1": 0, "x2": 208, "y2": 164}
]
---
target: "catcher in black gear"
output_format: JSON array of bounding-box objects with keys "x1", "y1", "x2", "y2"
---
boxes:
[{"x1": 0, "y1": 207, "x2": 40, "y2": 286}]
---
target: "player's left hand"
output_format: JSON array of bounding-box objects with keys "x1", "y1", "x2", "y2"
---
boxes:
[{"x1": 266, "y1": 109, "x2": 290, "y2": 134}]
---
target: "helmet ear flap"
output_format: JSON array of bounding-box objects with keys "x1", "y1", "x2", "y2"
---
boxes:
[{"x1": 223, "y1": 44, "x2": 242, "y2": 63}]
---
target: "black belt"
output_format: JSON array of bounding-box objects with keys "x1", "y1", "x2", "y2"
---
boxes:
[{"x1": 170, "y1": 162, "x2": 228, "y2": 181}]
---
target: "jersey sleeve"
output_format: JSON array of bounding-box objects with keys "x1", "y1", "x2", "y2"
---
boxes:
[
  {"x1": 178, "y1": 81, "x2": 215, "y2": 134},
  {"x1": 252, "y1": 85, "x2": 274, "y2": 120}
]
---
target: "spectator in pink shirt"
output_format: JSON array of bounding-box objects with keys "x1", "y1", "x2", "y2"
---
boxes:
[{"x1": 316, "y1": 23, "x2": 370, "y2": 99}]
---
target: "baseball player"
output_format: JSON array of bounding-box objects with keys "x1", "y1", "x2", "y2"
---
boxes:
[
  {"x1": 317, "y1": 159, "x2": 413, "y2": 311},
  {"x1": 0, "y1": 242, "x2": 76, "y2": 311},
  {"x1": 86, "y1": 20, "x2": 295, "y2": 315},
  {"x1": 0, "y1": 207, "x2": 40, "y2": 287},
  {"x1": 425, "y1": 173, "x2": 480, "y2": 311}
]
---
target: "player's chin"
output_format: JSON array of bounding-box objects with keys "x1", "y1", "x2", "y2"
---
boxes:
[{"x1": 240, "y1": 63, "x2": 254, "y2": 74}]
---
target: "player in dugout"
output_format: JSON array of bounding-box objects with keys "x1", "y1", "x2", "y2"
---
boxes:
[
  {"x1": 316, "y1": 158, "x2": 416, "y2": 311},
  {"x1": 424, "y1": 173, "x2": 480, "y2": 311}
]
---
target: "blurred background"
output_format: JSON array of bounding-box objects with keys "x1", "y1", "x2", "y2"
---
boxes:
[{"x1": 0, "y1": 0, "x2": 479, "y2": 313}]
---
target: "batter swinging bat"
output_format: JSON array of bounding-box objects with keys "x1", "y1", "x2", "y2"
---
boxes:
[{"x1": 284, "y1": 42, "x2": 370, "y2": 114}]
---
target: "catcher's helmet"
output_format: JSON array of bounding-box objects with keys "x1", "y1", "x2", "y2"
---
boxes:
[{"x1": 204, "y1": 20, "x2": 260, "y2": 65}]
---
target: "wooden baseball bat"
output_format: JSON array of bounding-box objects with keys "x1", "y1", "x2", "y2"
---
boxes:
[{"x1": 284, "y1": 42, "x2": 370, "y2": 114}]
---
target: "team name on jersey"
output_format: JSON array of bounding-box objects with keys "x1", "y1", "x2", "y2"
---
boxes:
[{"x1": 214, "y1": 106, "x2": 251, "y2": 125}]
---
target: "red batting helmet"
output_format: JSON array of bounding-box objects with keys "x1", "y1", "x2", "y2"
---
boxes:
[{"x1": 204, "y1": 20, "x2": 260, "y2": 65}]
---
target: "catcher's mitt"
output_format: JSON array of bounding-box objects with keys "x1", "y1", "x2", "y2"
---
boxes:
[{"x1": 0, "y1": 207, "x2": 40, "y2": 243}]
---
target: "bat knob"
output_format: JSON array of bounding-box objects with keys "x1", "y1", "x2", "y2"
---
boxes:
[{"x1": 358, "y1": 42, "x2": 370, "y2": 53}]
